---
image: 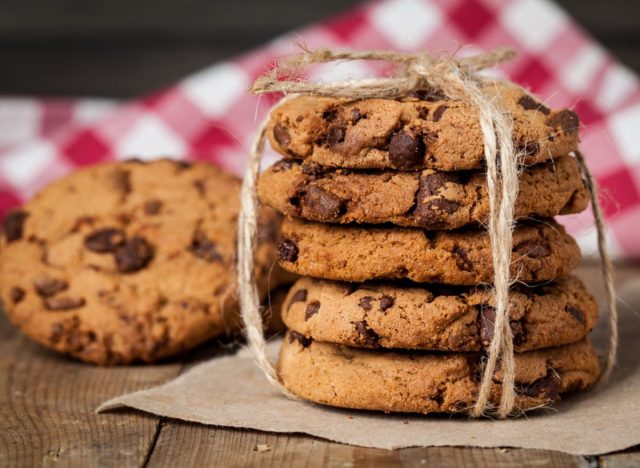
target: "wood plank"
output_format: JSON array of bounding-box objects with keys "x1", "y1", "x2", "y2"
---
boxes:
[
  {"x1": 601, "y1": 451, "x2": 640, "y2": 468},
  {"x1": 0, "y1": 312, "x2": 183, "y2": 468},
  {"x1": 146, "y1": 423, "x2": 584, "y2": 468}
]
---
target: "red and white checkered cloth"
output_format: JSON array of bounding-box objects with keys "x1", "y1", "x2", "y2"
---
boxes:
[{"x1": 1, "y1": 0, "x2": 639, "y2": 259}]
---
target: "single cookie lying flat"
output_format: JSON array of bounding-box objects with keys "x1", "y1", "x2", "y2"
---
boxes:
[
  {"x1": 258, "y1": 155, "x2": 588, "y2": 229},
  {"x1": 278, "y1": 334, "x2": 600, "y2": 414},
  {"x1": 282, "y1": 276, "x2": 597, "y2": 352},
  {"x1": 278, "y1": 218, "x2": 580, "y2": 285},
  {"x1": 0, "y1": 159, "x2": 284, "y2": 365},
  {"x1": 268, "y1": 82, "x2": 579, "y2": 171}
]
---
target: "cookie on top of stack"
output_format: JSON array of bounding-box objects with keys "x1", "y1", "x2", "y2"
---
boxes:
[{"x1": 257, "y1": 81, "x2": 601, "y2": 414}]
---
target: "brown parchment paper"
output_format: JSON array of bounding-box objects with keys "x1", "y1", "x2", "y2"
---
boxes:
[{"x1": 98, "y1": 280, "x2": 640, "y2": 455}]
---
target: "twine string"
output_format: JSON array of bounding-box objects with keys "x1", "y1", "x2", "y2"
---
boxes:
[
  {"x1": 238, "y1": 106, "x2": 299, "y2": 399},
  {"x1": 574, "y1": 151, "x2": 617, "y2": 383},
  {"x1": 238, "y1": 47, "x2": 616, "y2": 417}
]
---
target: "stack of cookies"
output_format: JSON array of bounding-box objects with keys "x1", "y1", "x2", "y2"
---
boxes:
[{"x1": 258, "y1": 81, "x2": 602, "y2": 414}]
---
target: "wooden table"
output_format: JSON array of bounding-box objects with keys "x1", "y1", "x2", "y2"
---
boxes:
[{"x1": 1, "y1": 262, "x2": 639, "y2": 467}]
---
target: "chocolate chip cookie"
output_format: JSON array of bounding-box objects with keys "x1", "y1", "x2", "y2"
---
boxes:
[
  {"x1": 258, "y1": 155, "x2": 588, "y2": 228},
  {"x1": 282, "y1": 275, "x2": 597, "y2": 352},
  {"x1": 0, "y1": 159, "x2": 285, "y2": 365},
  {"x1": 268, "y1": 82, "x2": 579, "y2": 171},
  {"x1": 278, "y1": 334, "x2": 600, "y2": 414},
  {"x1": 278, "y1": 218, "x2": 580, "y2": 284}
]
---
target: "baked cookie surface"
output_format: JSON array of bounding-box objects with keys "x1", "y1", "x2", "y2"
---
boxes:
[
  {"x1": 268, "y1": 82, "x2": 579, "y2": 171},
  {"x1": 278, "y1": 218, "x2": 580, "y2": 284},
  {"x1": 282, "y1": 276, "x2": 597, "y2": 352},
  {"x1": 278, "y1": 334, "x2": 600, "y2": 414},
  {"x1": 0, "y1": 159, "x2": 282, "y2": 364},
  {"x1": 258, "y1": 156, "x2": 588, "y2": 228}
]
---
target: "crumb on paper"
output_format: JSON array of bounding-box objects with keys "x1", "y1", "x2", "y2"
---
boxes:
[
  {"x1": 254, "y1": 444, "x2": 271, "y2": 453},
  {"x1": 403, "y1": 420, "x2": 409, "y2": 425}
]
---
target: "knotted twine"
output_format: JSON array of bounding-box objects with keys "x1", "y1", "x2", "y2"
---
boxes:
[{"x1": 237, "y1": 47, "x2": 618, "y2": 418}]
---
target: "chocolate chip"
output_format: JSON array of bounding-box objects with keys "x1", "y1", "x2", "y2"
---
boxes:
[
  {"x1": 414, "y1": 199, "x2": 460, "y2": 228},
  {"x1": 4, "y1": 210, "x2": 28, "y2": 242},
  {"x1": 34, "y1": 276, "x2": 68, "y2": 297},
  {"x1": 84, "y1": 228, "x2": 126, "y2": 253},
  {"x1": 565, "y1": 305, "x2": 585, "y2": 324},
  {"x1": 322, "y1": 108, "x2": 337, "y2": 121},
  {"x1": 479, "y1": 306, "x2": 526, "y2": 347},
  {"x1": 453, "y1": 246, "x2": 473, "y2": 272},
  {"x1": 305, "y1": 300, "x2": 320, "y2": 320},
  {"x1": 420, "y1": 172, "x2": 457, "y2": 197},
  {"x1": 45, "y1": 296, "x2": 86, "y2": 311},
  {"x1": 288, "y1": 289, "x2": 307, "y2": 310},
  {"x1": 272, "y1": 159, "x2": 293, "y2": 172},
  {"x1": 389, "y1": 130, "x2": 425, "y2": 169},
  {"x1": 50, "y1": 323, "x2": 64, "y2": 344},
  {"x1": 114, "y1": 237, "x2": 154, "y2": 273},
  {"x1": 432, "y1": 105, "x2": 449, "y2": 122},
  {"x1": 273, "y1": 122, "x2": 291, "y2": 148},
  {"x1": 189, "y1": 232, "x2": 222, "y2": 262},
  {"x1": 10, "y1": 287, "x2": 25, "y2": 304},
  {"x1": 301, "y1": 162, "x2": 324, "y2": 179},
  {"x1": 514, "y1": 241, "x2": 550, "y2": 259},
  {"x1": 302, "y1": 186, "x2": 346, "y2": 221},
  {"x1": 144, "y1": 199, "x2": 163, "y2": 215},
  {"x1": 288, "y1": 331, "x2": 312, "y2": 347},
  {"x1": 516, "y1": 374, "x2": 560, "y2": 400},
  {"x1": 547, "y1": 110, "x2": 579, "y2": 134},
  {"x1": 112, "y1": 170, "x2": 131, "y2": 194},
  {"x1": 432, "y1": 388, "x2": 445, "y2": 405},
  {"x1": 510, "y1": 320, "x2": 526, "y2": 347},
  {"x1": 326, "y1": 125, "x2": 346, "y2": 146},
  {"x1": 354, "y1": 320, "x2": 380, "y2": 347},
  {"x1": 350, "y1": 108, "x2": 362, "y2": 124},
  {"x1": 520, "y1": 141, "x2": 540, "y2": 156},
  {"x1": 517, "y1": 95, "x2": 550, "y2": 115},
  {"x1": 379, "y1": 295, "x2": 395, "y2": 312},
  {"x1": 174, "y1": 160, "x2": 193, "y2": 171},
  {"x1": 479, "y1": 306, "x2": 496, "y2": 345},
  {"x1": 278, "y1": 239, "x2": 299, "y2": 262},
  {"x1": 193, "y1": 180, "x2": 206, "y2": 196},
  {"x1": 359, "y1": 296, "x2": 373, "y2": 311}
]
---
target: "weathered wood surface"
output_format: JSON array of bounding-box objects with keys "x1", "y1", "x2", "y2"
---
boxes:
[{"x1": 1, "y1": 261, "x2": 639, "y2": 467}]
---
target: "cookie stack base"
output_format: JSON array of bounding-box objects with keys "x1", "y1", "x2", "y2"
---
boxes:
[{"x1": 278, "y1": 333, "x2": 601, "y2": 415}]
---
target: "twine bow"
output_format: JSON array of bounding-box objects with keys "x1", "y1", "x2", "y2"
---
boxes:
[{"x1": 238, "y1": 46, "x2": 617, "y2": 418}]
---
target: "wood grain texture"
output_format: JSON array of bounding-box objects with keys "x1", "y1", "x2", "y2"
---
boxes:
[
  {"x1": 0, "y1": 312, "x2": 182, "y2": 467},
  {"x1": 146, "y1": 423, "x2": 585, "y2": 468},
  {"x1": 601, "y1": 451, "x2": 640, "y2": 468}
]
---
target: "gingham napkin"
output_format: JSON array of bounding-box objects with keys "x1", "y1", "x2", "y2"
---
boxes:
[{"x1": 1, "y1": 0, "x2": 639, "y2": 259}]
